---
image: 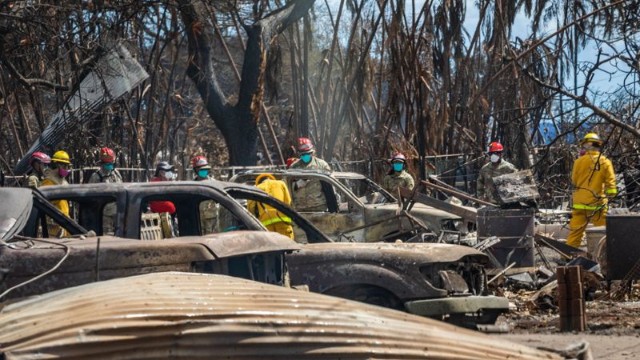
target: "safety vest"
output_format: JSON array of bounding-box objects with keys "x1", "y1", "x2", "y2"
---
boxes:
[{"x1": 261, "y1": 215, "x2": 293, "y2": 227}]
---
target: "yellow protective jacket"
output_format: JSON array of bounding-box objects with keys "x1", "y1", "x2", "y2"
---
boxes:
[
  {"x1": 249, "y1": 179, "x2": 292, "y2": 227},
  {"x1": 40, "y1": 170, "x2": 70, "y2": 237},
  {"x1": 40, "y1": 171, "x2": 70, "y2": 217},
  {"x1": 571, "y1": 150, "x2": 617, "y2": 210}
]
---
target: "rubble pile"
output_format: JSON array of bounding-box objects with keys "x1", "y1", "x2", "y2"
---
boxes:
[
  {"x1": 493, "y1": 256, "x2": 640, "y2": 335},
  {"x1": 403, "y1": 176, "x2": 640, "y2": 337}
]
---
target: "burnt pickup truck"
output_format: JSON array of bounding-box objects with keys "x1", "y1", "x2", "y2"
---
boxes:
[
  {"x1": 224, "y1": 182, "x2": 508, "y2": 325},
  {"x1": 0, "y1": 187, "x2": 298, "y2": 302},
  {"x1": 229, "y1": 170, "x2": 467, "y2": 242},
  {"x1": 38, "y1": 181, "x2": 508, "y2": 326}
]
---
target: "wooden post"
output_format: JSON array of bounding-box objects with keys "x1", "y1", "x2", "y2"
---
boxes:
[{"x1": 557, "y1": 266, "x2": 586, "y2": 331}]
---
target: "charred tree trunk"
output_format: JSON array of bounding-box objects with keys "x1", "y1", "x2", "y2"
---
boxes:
[{"x1": 179, "y1": 0, "x2": 316, "y2": 166}]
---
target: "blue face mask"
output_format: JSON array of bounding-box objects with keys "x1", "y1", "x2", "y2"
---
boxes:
[
  {"x1": 300, "y1": 153, "x2": 312, "y2": 164},
  {"x1": 197, "y1": 169, "x2": 209, "y2": 178},
  {"x1": 392, "y1": 162, "x2": 404, "y2": 172},
  {"x1": 103, "y1": 163, "x2": 114, "y2": 172}
]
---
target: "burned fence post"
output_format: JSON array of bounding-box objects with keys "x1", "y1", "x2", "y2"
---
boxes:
[{"x1": 557, "y1": 266, "x2": 586, "y2": 332}]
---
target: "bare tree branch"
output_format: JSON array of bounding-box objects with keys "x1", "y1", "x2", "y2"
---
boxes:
[
  {"x1": 468, "y1": 0, "x2": 625, "y2": 109},
  {"x1": 519, "y1": 63, "x2": 640, "y2": 138},
  {"x1": 1, "y1": 56, "x2": 69, "y2": 91}
]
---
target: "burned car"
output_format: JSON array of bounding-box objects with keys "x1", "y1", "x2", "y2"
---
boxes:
[
  {"x1": 37, "y1": 181, "x2": 508, "y2": 325},
  {"x1": 229, "y1": 170, "x2": 465, "y2": 242},
  {"x1": 224, "y1": 182, "x2": 508, "y2": 325},
  {"x1": 0, "y1": 272, "x2": 561, "y2": 360},
  {"x1": 0, "y1": 187, "x2": 299, "y2": 302}
]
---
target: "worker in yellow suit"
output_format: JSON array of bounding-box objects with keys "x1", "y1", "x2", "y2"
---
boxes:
[
  {"x1": 566, "y1": 133, "x2": 617, "y2": 248},
  {"x1": 248, "y1": 173, "x2": 294, "y2": 239},
  {"x1": 40, "y1": 150, "x2": 72, "y2": 237}
]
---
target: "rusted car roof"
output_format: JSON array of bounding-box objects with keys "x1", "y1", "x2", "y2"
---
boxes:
[{"x1": 0, "y1": 272, "x2": 561, "y2": 360}]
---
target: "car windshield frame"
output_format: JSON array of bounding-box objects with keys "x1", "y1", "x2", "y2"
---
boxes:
[
  {"x1": 222, "y1": 183, "x2": 333, "y2": 244},
  {"x1": 0, "y1": 188, "x2": 90, "y2": 239},
  {"x1": 332, "y1": 172, "x2": 397, "y2": 205},
  {"x1": 37, "y1": 182, "x2": 268, "y2": 238}
]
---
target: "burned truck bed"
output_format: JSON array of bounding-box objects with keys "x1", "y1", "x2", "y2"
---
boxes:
[{"x1": 0, "y1": 187, "x2": 299, "y2": 303}]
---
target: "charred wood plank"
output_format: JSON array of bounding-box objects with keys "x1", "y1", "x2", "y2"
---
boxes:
[{"x1": 400, "y1": 186, "x2": 478, "y2": 225}]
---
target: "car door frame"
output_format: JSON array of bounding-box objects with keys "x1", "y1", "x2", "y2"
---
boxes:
[
  {"x1": 38, "y1": 182, "x2": 267, "y2": 239},
  {"x1": 223, "y1": 183, "x2": 333, "y2": 244}
]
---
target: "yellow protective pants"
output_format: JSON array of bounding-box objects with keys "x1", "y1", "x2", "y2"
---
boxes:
[
  {"x1": 566, "y1": 208, "x2": 606, "y2": 248},
  {"x1": 266, "y1": 221, "x2": 294, "y2": 240}
]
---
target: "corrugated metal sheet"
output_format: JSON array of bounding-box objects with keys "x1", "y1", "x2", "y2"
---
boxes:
[
  {"x1": 0, "y1": 272, "x2": 561, "y2": 359},
  {"x1": 14, "y1": 44, "x2": 149, "y2": 175}
]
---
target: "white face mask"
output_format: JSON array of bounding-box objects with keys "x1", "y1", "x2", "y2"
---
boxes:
[
  {"x1": 490, "y1": 154, "x2": 500, "y2": 163},
  {"x1": 163, "y1": 171, "x2": 176, "y2": 181}
]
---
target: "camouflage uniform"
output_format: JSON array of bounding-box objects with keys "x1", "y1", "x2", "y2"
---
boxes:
[
  {"x1": 199, "y1": 200, "x2": 220, "y2": 234},
  {"x1": 88, "y1": 168, "x2": 123, "y2": 234},
  {"x1": 88, "y1": 168, "x2": 123, "y2": 184},
  {"x1": 476, "y1": 160, "x2": 518, "y2": 203},
  {"x1": 290, "y1": 156, "x2": 332, "y2": 212},
  {"x1": 194, "y1": 176, "x2": 219, "y2": 234},
  {"x1": 382, "y1": 170, "x2": 415, "y2": 194}
]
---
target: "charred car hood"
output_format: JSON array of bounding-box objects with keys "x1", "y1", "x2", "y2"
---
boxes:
[
  {"x1": 0, "y1": 188, "x2": 33, "y2": 241},
  {"x1": 295, "y1": 242, "x2": 487, "y2": 264},
  {"x1": 184, "y1": 231, "x2": 301, "y2": 257}
]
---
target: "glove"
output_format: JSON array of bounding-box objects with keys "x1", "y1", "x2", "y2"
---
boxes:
[
  {"x1": 295, "y1": 179, "x2": 308, "y2": 190},
  {"x1": 28, "y1": 176, "x2": 38, "y2": 188}
]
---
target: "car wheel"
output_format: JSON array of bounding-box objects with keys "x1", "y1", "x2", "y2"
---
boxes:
[{"x1": 324, "y1": 285, "x2": 403, "y2": 310}]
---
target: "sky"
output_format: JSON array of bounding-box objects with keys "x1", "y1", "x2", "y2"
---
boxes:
[{"x1": 322, "y1": 0, "x2": 622, "y2": 91}]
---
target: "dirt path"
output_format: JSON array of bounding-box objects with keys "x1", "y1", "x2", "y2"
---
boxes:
[
  {"x1": 492, "y1": 334, "x2": 640, "y2": 359},
  {"x1": 490, "y1": 298, "x2": 640, "y2": 359}
]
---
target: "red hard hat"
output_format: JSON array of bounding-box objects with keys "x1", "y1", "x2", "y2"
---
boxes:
[
  {"x1": 297, "y1": 137, "x2": 315, "y2": 153},
  {"x1": 191, "y1": 155, "x2": 211, "y2": 169},
  {"x1": 390, "y1": 152, "x2": 406, "y2": 162},
  {"x1": 100, "y1": 147, "x2": 115, "y2": 163},
  {"x1": 488, "y1": 142, "x2": 504, "y2": 153},
  {"x1": 30, "y1": 151, "x2": 51, "y2": 166}
]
